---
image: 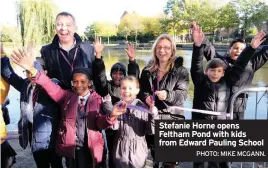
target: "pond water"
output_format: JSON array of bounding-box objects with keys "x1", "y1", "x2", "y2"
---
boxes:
[{"x1": 6, "y1": 48, "x2": 268, "y2": 131}]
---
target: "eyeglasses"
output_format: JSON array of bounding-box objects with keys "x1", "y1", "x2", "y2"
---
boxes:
[{"x1": 156, "y1": 46, "x2": 171, "y2": 51}]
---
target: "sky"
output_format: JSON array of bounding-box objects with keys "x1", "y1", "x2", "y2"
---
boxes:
[
  {"x1": 1, "y1": 0, "x2": 267, "y2": 33},
  {"x1": 0, "y1": 0, "x2": 167, "y2": 33}
]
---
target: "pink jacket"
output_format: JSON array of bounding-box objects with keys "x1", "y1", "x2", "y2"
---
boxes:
[{"x1": 33, "y1": 71, "x2": 115, "y2": 165}]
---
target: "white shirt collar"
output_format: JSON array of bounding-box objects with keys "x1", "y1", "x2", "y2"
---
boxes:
[
  {"x1": 120, "y1": 99, "x2": 138, "y2": 106},
  {"x1": 59, "y1": 39, "x2": 76, "y2": 53},
  {"x1": 130, "y1": 99, "x2": 138, "y2": 105},
  {"x1": 78, "y1": 91, "x2": 90, "y2": 106}
]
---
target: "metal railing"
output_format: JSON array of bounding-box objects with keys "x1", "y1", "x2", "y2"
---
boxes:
[
  {"x1": 228, "y1": 86, "x2": 268, "y2": 168},
  {"x1": 228, "y1": 86, "x2": 268, "y2": 120},
  {"x1": 168, "y1": 86, "x2": 268, "y2": 168}
]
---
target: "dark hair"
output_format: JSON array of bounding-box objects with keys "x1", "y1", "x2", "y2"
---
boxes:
[
  {"x1": 35, "y1": 57, "x2": 47, "y2": 71},
  {"x1": 56, "y1": 12, "x2": 76, "y2": 24},
  {"x1": 229, "y1": 38, "x2": 245, "y2": 48},
  {"x1": 110, "y1": 63, "x2": 127, "y2": 77},
  {"x1": 71, "y1": 68, "x2": 92, "y2": 81},
  {"x1": 121, "y1": 76, "x2": 139, "y2": 88},
  {"x1": 205, "y1": 58, "x2": 227, "y2": 71}
]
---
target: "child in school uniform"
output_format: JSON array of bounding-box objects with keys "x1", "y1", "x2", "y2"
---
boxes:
[
  {"x1": 10, "y1": 47, "x2": 128, "y2": 168},
  {"x1": 107, "y1": 76, "x2": 158, "y2": 168},
  {"x1": 92, "y1": 41, "x2": 140, "y2": 167}
]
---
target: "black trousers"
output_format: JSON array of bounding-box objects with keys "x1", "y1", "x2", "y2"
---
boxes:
[
  {"x1": 99, "y1": 130, "x2": 109, "y2": 168},
  {"x1": 106, "y1": 129, "x2": 116, "y2": 168},
  {"x1": 1, "y1": 141, "x2": 16, "y2": 168},
  {"x1": 193, "y1": 162, "x2": 230, "y2": 168},
  {"x1": 233, "y1": 111, "x2": 244, "y2": 120},
  {"x1": 65, "y1": 146, "x2": 93, "y2": 168},
  {"x1": 33, "y1": 149, "x2": 62, "y2": 168}
]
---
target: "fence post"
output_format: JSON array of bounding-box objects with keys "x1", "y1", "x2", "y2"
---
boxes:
[{"x1": 228, "y1": 86, "x2": 268, "y2": 120}]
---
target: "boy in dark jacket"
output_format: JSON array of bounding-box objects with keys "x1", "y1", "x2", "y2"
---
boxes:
[
  {"x1": 92, "y1": 42, "x2": 140, "y2": 167},
  {"x1": 92, "y1": 42, "x2": 140, "y2": 104},
  {"x1": 191, "y1": 25, "x2": 266, "y2": 167},
  {"x1": 1, "y1": 56, "x2": 62, "y2": 168},
  {"x1": 190, "y1": 22, "x2": 268, "y2": 120}
]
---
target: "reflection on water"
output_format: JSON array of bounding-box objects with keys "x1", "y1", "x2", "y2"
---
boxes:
[{"x1": 6, "y1": 49, "x2": 268, "y2": 130}]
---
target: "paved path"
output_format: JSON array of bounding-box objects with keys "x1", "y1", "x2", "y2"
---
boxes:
[{"x1": 8, "y1": 139, "x2": 266, "y2": 168}]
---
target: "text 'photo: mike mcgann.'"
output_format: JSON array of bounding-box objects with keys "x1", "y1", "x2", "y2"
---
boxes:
[{"x1": 195, "y1": 150, "x2": 267, "y2": 157}]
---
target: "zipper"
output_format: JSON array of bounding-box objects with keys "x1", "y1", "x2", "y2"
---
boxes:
[
  {"x1": 214, "y1": 84, "x2": 218, "y2": 116},
  {"x1": 86, "y1": 118, "x2": 95, "y2": 167},
  {"x1": 21, "y1": 117, "x2": 26, "y2": 147},
  {"x1": 215, "y1": 93, "x2": 218, "y2": 112},
  {"x1": 31, "y1": 119, "x2": 33, "y2": 147},
  {"x1": 41, "y1": 114, "x2": 53, "y2": 119},
  {"x1": 64, "y1": 100, "x2": 70, "y2": 111}
]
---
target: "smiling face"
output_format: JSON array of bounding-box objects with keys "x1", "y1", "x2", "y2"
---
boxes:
[
  {"x1": 155, "y1": 39, "x2": 173, "y2": 64},
  {"x1": 72, "y1": 73, "x2": 91, "y2": 96},
  {"x1": 55, "y1": 15, "x2": 76, "y2": 44},
  {"x1": 229, "y1": 42, "x2": 246, "y2": 60},
  {"x1": 112, "y1": 70, "x2": 124, "y2": 86},
  {"x1": 120, "y1": 79, "x2": 140, "y2": 104},
  {"x1": 205, "y1": 67, "x2": 225, "y2": 83}
]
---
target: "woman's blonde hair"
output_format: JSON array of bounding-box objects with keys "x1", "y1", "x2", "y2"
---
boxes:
[{"x1": 148, "y1": 34, "x2": 177, "y2": 72}]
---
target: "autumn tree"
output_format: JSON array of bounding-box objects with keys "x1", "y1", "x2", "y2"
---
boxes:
[
  {"x1": 99, "y1": 22, "x2": 117, "y2": 44},
  {"x1": 233, "y1": 0, "x2": 268, "y2": 37},
  {"x1": 142, "y1": 17, "x2": 162, "y2": 36},
  {"x1": 84, "y1": 21, "x2": 117, "y2": 44},
  {"x1": 163, "y1": 0, "x2": 239, "y2": 40},
  {"x1": 118, "y1": 13, "x2": 144, "y2": 43},
  {"x1": 84, "y1": 22, "x2": 102, "y2": 41}
]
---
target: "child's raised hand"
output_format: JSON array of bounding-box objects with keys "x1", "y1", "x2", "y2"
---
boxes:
[
  {"x1": 189, "y1": 21, "x2": 197, "y2": 32},
  {"x1": 110, "y1": 101, "x2": 127, "y2": 119},
  {"x1": 125, "y1": 43, "x2": 135, "y2": 61},
  {"x1": 102, "y1": 94, "x2": 112, "y2": 102},
  {"x1": 93, "y1": 37, "x2": 104, "y2": 59},
  {"x1": 251, "y1": 31, "x2": 266, "y2": 49},
  {"x1": 11, "y1": 42, "x2": 35, "y2": 72},
  {"x1": 192, "y1": 24, "x2": 204, "y2": 47}
]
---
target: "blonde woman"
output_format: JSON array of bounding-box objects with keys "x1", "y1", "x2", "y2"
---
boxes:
[{"x1": 139, "y1": 34, "x2": 189, "y2": 167}]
